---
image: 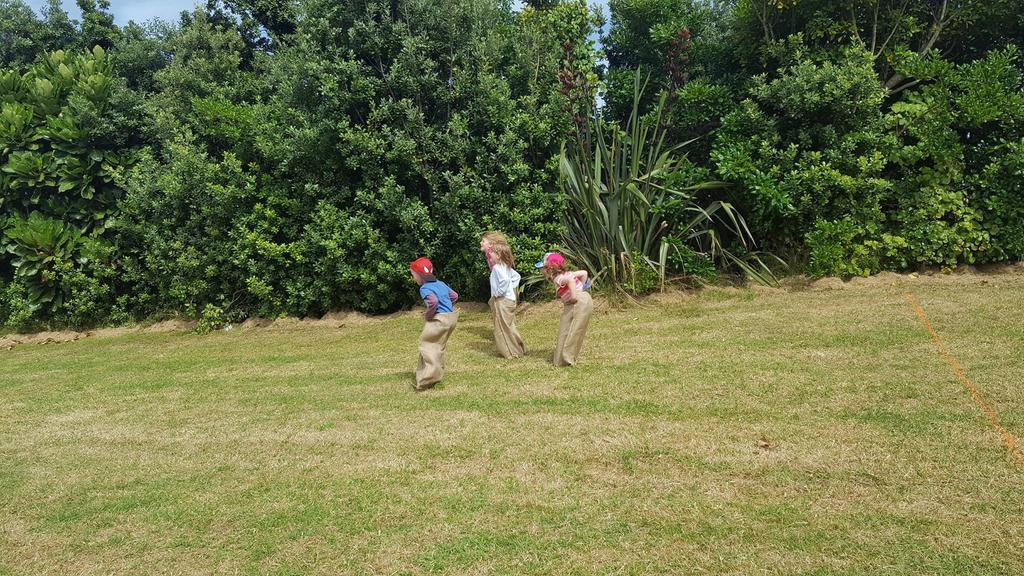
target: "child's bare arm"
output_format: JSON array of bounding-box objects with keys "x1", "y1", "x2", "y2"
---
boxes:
[
  {"x1": 565, "y1": 274, "x2": 579, "y2": 303},
  {"x1": 574, "y1": 270, "x2": 588, "y2": 284}
]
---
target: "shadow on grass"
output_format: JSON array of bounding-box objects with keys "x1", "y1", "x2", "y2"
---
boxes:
[
  {"x1": 374, "y1": 369, "x2": 416, "y2": 387},
  {"x1": 461, "y1": 325, "x2": 504, "y2": 357},
  {"x1": 529, "y1": 347, "x2": 554, "y2": 364},
  {"x1": 463, "y1": 325, "x2": 493, "y2": 340}
]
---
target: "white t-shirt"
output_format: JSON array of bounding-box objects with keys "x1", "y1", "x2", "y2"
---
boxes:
[{"x1": 490, "y1": 263, "x2": 521, "y2": 301}]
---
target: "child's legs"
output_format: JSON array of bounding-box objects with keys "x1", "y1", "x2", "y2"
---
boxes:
[
  {"x1": 553, "y1": 301, "x2": 575, "y2": 366},
  {"x1": 501, "y1": 298, "x2": 527, "y2": 356},
  {"x1": 416, "y1": 322, "x2": 442, "y2": 389},
  {"x1": 489, "y1": 296, "x2": 507, "y2": 357},
  {"x1": 493, "y1": 297, "x2": 526, "y2": 358},
  {"x1": 560, "y1": 291, "x2": 593, "y2": 366},
  {"x1": 416, "y1": 315, "x2": 455, "y2": 389},
  {"x1": 437, "y1": 312, "x2": 458, "y2": 352}
]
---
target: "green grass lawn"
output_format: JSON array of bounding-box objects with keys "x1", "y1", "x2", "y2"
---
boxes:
[{"x1": 2, "y1": 270, "x2": 1023, "y2": 575}]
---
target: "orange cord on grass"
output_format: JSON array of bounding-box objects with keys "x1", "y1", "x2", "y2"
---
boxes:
[{"x1": 905, "y1": 292, "x2": 1024, "y2": 467}]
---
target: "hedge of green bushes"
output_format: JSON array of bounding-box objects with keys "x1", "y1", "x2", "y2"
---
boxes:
[{"x1": 1, "y1": 0, "x2": 1021, "y2": 330}]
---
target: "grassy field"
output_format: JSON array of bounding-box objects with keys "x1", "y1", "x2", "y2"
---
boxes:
[{"x1": 2, "y1": 269, "x2": 1023, "y2": 575}]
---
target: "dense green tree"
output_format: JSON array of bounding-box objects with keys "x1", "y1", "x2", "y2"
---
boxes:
[
  {"x1": 206, "y1": 0, "x2": 298, "y2": 41},
  {"x1": 76, "y1": 0, "x2": 119, "y2": 52},
  {"x1": 0, "y1": 0, "x2": 45, "y2": 67},
  {"x1": 108, "y1": 0, "x2": 601, "y2": 322},
  {"x1": 602, "y1": 1, "x2": 739, "y2": 163},
  {"x1": 731, "y1": 0, "x2": 1023, "y2": 89},
  {"x1": 604, "y1": 0, "x2": 733, "y2": 114},
  {"x1": 0, "y1": 0, "x2": 78, "y2": 68}
]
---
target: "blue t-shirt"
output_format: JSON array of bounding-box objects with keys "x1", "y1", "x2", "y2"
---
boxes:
[{"x1": 420, "y1": 280, "x2": 455, "y2": 314}]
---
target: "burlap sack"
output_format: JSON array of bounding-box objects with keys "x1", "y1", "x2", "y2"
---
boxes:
[
  {"x1": 489, "y1": 296, "x2": 527, "y2": 359},
  {"x1": 553, "y1": 291, "x2": 593, "y2": 367},
  {"x1": 415, "y1": 312, "x2": 459, "y2": 390}
]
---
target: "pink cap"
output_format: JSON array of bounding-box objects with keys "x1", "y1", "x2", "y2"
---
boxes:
[{"x1": 535, "y1": 252, "x2": 565, "y2": 269}]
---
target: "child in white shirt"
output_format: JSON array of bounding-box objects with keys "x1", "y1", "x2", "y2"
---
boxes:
[{"x1": 480, "y1": 232, "x2": 527, "y2": 358}]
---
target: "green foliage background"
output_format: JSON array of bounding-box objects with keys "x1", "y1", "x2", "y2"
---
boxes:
[{"x1": 1, "y1": 0, "x2": 1022, "y2": 329}]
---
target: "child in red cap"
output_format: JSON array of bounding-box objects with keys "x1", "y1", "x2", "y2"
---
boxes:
[
  {"x1": 410, "y1": 257, "x2": 459, "y2": 391},
  {"x1": 535, "y1": 252, "x2": 592, "y2": 367}
]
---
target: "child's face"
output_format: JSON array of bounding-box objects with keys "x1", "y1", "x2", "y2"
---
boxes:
[
  {"x1": 479, "y1": 239, "x2": 491, "y2": 252},
  {"x1": 411, "y1": 271, "x2": 424, "y2": 285}
]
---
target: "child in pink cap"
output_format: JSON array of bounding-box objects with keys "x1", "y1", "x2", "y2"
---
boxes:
[{"x1": 536, "y1": 252, "x2": 592, "y2": 366}]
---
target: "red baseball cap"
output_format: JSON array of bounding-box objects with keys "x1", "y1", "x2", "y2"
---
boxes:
[{"x1": 410, "y1": 257, "x2": 434, "y2": 275}]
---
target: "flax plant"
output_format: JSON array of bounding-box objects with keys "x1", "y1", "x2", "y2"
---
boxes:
[{"x1": 558, "y1": 70, "x2": 778, "y2": 294}]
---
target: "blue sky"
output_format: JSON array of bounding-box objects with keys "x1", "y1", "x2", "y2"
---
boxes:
[
  {"x1": 26, "y1": 0, "x2": 609, "y2": 26},
  {"x1": 26, "y1": 0, "x2": 198, "y2": 25}
]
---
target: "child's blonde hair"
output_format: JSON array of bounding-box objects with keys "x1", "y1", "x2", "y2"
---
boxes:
[{"x1": 481, "y1": 231, "x2": 515, "y2": 268}]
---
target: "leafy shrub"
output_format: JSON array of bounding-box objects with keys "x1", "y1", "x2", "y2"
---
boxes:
[
  {"x1": 1, "y1": 280, "x2": 35, "y2": 332},
  {"x1": 711, "y1": 47, "x2": 893, "y2": 249},
  {"x1": 291, "y1": 202, "x2": 412, "y2": 314},
  {"x1": 194, "y1": 303, "x2": 226, "y2": 335},
  {"x1": 107, "y1": 2, "x2": 585, "y2": 321},
  {"x1": 3, "y1": 211, "x2": 84, "y2": 309},
  {"x1": 805, "y1": 218, "x2": 880, "y2": 278},
  {"x1": 117, "y1": 138, "x2": 266, "y2": 317},
  {"x1": 48, "y1": 259, "x2": 110, "y2": 327},
  {"x1": 0, "y1": 279, "x2": 7, "y2": 329},
  {"x1": 713, "y1": 42, "x2": 1024, "y2": 275},
  {"x1": 621, "y1": 252, "x2": 662, "y2": 294},
  {"x1": 0, "y1": 45, "x2": 136, "y2": 326},
  {"x1": 0, "y1": 47, "x2": 128, "y2": 232},
  {"x1": 663, "y1": 237, "x2": 716, "y2": 281},
  {"x1": 975, "y1": 137, "x2": 1024, "y2": 260},
  {"x1": 885, "y1": 46, "x2": 1024, "y2": 268}
]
